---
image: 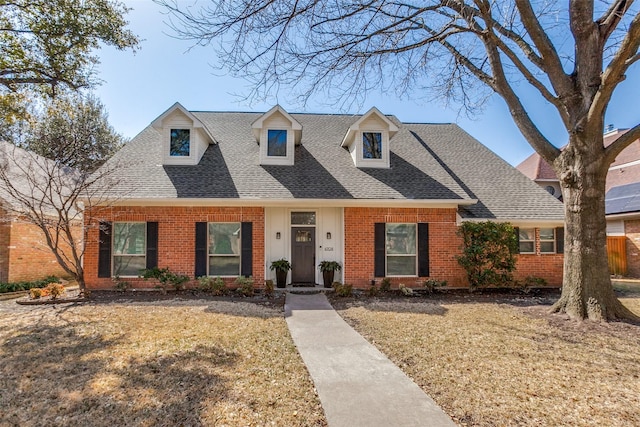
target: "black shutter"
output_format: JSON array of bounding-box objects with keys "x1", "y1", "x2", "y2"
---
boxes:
[
  {"x1": 98, "y1": 221, "x2": 112, "y2": 278},
  {"x1": 241, "y1": 222, "x2": 253, "y2": 277},
  {"x1": 374, "y1": 223, "x2": 386, "y2": 277},
  {"x1": 556, "y1": 227, "x2": 564, "y2": 254},
  {"x1": 418, "y1": 223, "x2": 430, "y2": 277},
  {"x1": 146, "y1": 222, "x2": 159, "y2": 269},
  {"x1": 514, "y1": 227, "x2": 520, "y2": 254},
  {"x1": 195, "y1": 222, "x2": 208, "y2": 277}
]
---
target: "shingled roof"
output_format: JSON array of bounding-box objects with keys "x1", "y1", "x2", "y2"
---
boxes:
[{"x1": 101, "y1": 110, "x2": 564, "y2": 222}]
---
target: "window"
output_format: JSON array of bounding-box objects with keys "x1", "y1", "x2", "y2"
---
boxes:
[
  {"x1": 363, "y1": 132, "x2": 383, "y2": 159},
  {"x1": 539, "y1": 228, "x2": 556, "y2": 253},
  {"x1": 170, "y1": 129, "x2": 190, "y2": 157},
  {"x1": 291, "y1": 211, "x2": 316, "y2": 225},
  {"x1": 518, "y1": 228, "x2": 535, "y2": 253},
  {"x1": 386, "y1": 223, "x2": 417, "y2": 276},
  {"x1": 113, "y1": 222, "x2": 146, "y2": 276},
  {"x1": 208, "y1": 223, "x2": 241, "y2": 276},
  {"x1": 267, "y1": 129, "x2": 287, "y2": 157}
]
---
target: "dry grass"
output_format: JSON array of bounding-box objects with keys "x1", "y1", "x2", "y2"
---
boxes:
[
  {"x1": 0, "y1": 297, "x2": 326, "y2": 426},
  {"x1": 334, "y1": 295, "x2": 640, "y2": 427}
]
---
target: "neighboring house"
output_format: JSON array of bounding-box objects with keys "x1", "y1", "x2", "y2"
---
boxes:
[
  {"x1": 84, "y1": 103, "x2": 564, "y2": 290},
  {"x1": 0, "y1": 142, "x2": 74, "y2": 283},
  {"x1": 516, "y1": 127, "x2": 640, "y2": 276}
]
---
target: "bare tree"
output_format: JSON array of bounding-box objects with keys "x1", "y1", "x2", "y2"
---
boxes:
[
  {"x1": 0, "y1": 141, "x2": 119, "y2": 294},
  {"x1": 158, "y1": 0, "x2": 640, "y2": 321}
]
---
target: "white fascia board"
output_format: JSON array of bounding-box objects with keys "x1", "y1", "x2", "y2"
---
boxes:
[
  {"x1": 151, "y1": 102, "x2": 216, "y2": 144},
  {"x1": 460, "y1": 217, "x2": 565, "y2": 227},
  {"x1": 605, "y1": 211, "x2": 640, "y2": 220},
  {"x1": 94, "y1": 197, "x2": 478, "y2": 208}
]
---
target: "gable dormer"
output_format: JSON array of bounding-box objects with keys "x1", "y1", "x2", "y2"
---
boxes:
[
  {"x1": 341, "y1": 107, "x2": 399, "y2": 169},
  {"x1": 252, "y1": 105, "x2": 302, "y2": 166},
  {"x1": 152, "y1": 102, "x2": 215, "y2": 166}
]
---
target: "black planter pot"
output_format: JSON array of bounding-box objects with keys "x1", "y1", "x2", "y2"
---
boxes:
[
  {"x1": 276, "y1": 270, "x2": 288, "y2": 288},
  {"x1": 322, "y1": 270, "x2": 335, "y2": 288}
]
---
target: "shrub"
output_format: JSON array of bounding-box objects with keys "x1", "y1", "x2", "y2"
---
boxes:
[
  {"x1": 457, "y1": 221, "x2": 518, "y2": 290},
  {"x1": 263, "y1": 279, "x2": 275, "y2": 297},
  {"x1": 198, "y1": 276, "x2": 228, "y2": 296},
  {"x1": 423, "y1": 279, "x2": 447, "y2": 294},
  {"x1": 112, "y1": 276, "x2": 129, "y2": 292},
  {"x1": 235, "y1": 276, "x2": 254, "y2": 297},
  {"x1": 518, "y1": 276, "x2": 548, "y2": 293},
  {"x1": 0, "y1": 276, "x2": 60, "y2": 294},
  {"x1": 332, "y1": 281, "x2": 353, "y2": 297},
  {"x1": 142, "y1": 267, "x2": 190, "y2": 292},
  {"x1": 367, "y1": 283, "x2": 379, "y2": 296},
  {"x1": 398, "y1": 284, "x2": 414, "y2": 296},
  {"x1": 30, "y1": 288, "x2": 42, "y2": 299},
  {"x1": 379, "y1": 277, "x2": 392, "y2": 293},
  {"x1": 46, "y1": 283, "x2": 65, "y2": 300}
]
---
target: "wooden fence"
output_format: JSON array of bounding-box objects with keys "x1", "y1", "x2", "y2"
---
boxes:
[{"x1": 607, "y1": 236, "x2": 627, "y2": 276}]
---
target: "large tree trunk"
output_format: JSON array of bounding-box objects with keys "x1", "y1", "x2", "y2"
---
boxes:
[{"x1": 551, "y1": 141, "x2": 639, "y2": 321}]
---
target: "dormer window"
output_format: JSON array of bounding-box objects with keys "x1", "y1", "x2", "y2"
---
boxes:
[
  {"x1": 170, "y1": 129, "x2": 191, "y2": 157},
  {"x1": 252, "y1": 105, "x2": 302, "y2": 166},
  {"x1": 267, "y1": 129, "x2": 287, "y2": 157},
  {"x1": 363, "y1": 132, "x2": 383, "y2": 159},
  {"x1": 151, "y1": 102, "x2": 216, "y2": 166},
  {"x1": 341, "y1": 107, "x2": 398, "y2": 169}
]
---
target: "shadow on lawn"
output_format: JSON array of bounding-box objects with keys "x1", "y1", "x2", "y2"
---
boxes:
[{"x1": 0, "y1": 322, "x2": 238, "y2": 426}]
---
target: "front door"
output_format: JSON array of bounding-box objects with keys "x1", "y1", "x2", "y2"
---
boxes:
[{"x1": 291, "y1": 227, "x2": 316, "y2": 283}]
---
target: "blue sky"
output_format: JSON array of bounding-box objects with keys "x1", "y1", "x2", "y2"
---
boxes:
[{"x1": 94, "y1": 1, "x2": 640, "y2": 166}]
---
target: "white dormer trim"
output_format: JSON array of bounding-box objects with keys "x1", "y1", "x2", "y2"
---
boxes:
[
  {"x1": 341, "y1": 107, "x2": 398, "y2": 169},
  {"x1": 252, "y1": 105, "x2": 302, "y2": 166},
  {"x1": 151, "y1": 102, "x2": 215, "y2": 166}
]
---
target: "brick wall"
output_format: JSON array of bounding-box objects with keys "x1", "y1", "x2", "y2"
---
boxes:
[
  {"x1": 84, "y1": 206, "x2": 265, "y2": 290},
  {"x1": 343, "y1": 207, "x2": 563, "y2": 288},
  {"x1": 343, "y1": 207, "x2": 468, "y2": 288},
  {"x1": 0, "y1": 209, "x2": 10, "y2": 283},
  {"x1": 624, "y1": 219, "x2": 640, "y2": 278},
  {"x1": 1, "y1": 215, "x2": 74, "y2": 283}
]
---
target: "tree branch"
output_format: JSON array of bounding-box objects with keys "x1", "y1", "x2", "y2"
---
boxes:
[{"x1": 604, "y1": 123, "x2": 640, "y2": 165}]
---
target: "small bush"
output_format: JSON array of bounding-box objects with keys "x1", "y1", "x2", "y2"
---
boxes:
[
  {"x1": 379, "y1": 277, "x2": 392, "y2": 293},
  {"x1": 367, "y1": 283, "x2": 379, "y2": 296},
  {"x1": 30, "y1": 288, "x2": 42, "y2": 299},
  {"x1": 518, "y1": 276, "x2": 548, "y2": 293},
  {"x1": 112, "y1": 276, "x2": 129, "y2": 292},
  {"x1": 0, "y1": 276, "x2": 60, "y2": 294},
  {"x1": 142, "y1": 267, "x2": 190, "y2": 292},
  {"x1": 46, "y1": 283, "x2": 65, "y2": 300},
  {"x1": 198, "y1": 276, "x2": 228, "y2": 296},
  {"x1": 423, "y1": 278, "x2": 447, "y2": 294},
  {"x1": 263, "y1": 279, "x2": 275, "y2": 297},
  {"x1": 235, "y1": 276, "x2": 254, "y2": 297},
  {"x1": 332, "y1": 282, "x2": 353, "y2": 297},
  {"x1": 398, "y1": 284, "x2": 414, "y2": 296}
]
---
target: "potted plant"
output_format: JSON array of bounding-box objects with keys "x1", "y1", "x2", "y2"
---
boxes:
[
  {"x1": 270, "y1": 258, "x2": 292, "y2": 288},
  {"x1": 318, "y1": 261, "x2": 342, "y2": 288}
]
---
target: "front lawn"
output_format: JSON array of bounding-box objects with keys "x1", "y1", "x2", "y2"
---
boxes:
[
  {"x1": 334, "y1": 294, "x2": 640, "y2": 426},
  {"x1": 0, "y1": 297, "x2": 326, "y2": 426}
]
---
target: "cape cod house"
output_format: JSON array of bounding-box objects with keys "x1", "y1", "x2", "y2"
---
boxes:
[{"x1": 83, "y1": 103, "x2": 564, "y2": 290}]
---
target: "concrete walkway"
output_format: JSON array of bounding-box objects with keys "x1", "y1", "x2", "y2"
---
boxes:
[{"x1": 285, "y1": 293, "x2": 455, "y2": 427}]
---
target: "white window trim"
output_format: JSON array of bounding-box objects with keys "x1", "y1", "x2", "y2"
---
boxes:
[
  {"x1": 207, "y1": 222, "x2": 242, "y2": 277},
  {"x1": 357, "y1": 129, "x2": 390, "y2": 168},
  {"x1": 112, "y1": 221, "x2": 147, "y2": 278},
  {"x1": 163, "y1": 126, "x2": 196, "y2": 165},
  {"x1": 385, "y1": 223, "x2": 418, "y2": 277},
  {"x1": 518, "y1": 228, "x2": 536, "y2": 254},
  {"x1": 539, "y1": 228, "x2": 556, "y2": 254},
  {"x1": 260, "y1": 127, "x2": 294, "y2": 165}
]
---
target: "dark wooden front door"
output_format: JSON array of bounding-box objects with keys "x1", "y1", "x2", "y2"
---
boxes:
[{"x1": 291, "y1": 227, "x2": 316, "y2": 283}]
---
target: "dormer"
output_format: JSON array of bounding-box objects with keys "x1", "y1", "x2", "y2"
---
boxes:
[
  {"x1": 252, "y1": 105, "x2": 302, "y2": 166},
  {"x1": 341, "y1": 107, "x2": 399, "y2": 169},
  {"x1": 152, "y1": 102, "x2": 215, "y2": 166}
]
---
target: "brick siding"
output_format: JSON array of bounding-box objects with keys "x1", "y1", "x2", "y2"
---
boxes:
[
  {"x1": 624, "y1": 219, "x2": 640, "y2": 278},
  {"x1": 84, "y1": 206, "x2": 265, "y2": 290},
  {"x1": 0, "y1": 211, "x2": 74, "y2": 283}
]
